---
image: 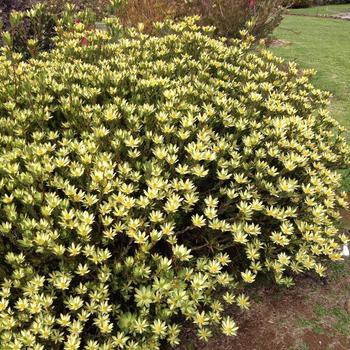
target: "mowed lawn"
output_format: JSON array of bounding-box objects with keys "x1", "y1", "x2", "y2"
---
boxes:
[{"x1": 272, "y1": 10, "x2": 350, "y2": 134}]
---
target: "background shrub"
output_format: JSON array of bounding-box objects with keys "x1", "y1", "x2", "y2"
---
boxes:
[
  {"x1": 0, "y1": 16, "x2": 349, "y2": 349},
  {"x1": 118, "y1": 0, "x2": 285, "y2": 39},
  {"x1": 0, "y1": 0, "x2": 112, "y2": 30},
  {"x1": 287, "y1": 0, "x2": 350, "y2": 8},
  {"x1": 0, "y1": 0, "x2": 36, "y2": 29},
  {"x1": 0, "y1": 0, "x2": 117, "y2": 58},
  {"x1": 287, "y1": 0, "x2": 314, "y2": 8},
  {"x1": 316, "y1": 0, "x2": 350, "y2": 4}
]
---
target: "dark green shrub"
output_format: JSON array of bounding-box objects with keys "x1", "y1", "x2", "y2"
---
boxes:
[
  {"x1": 0, "y1": 16, "x2": 349, "y2": 349},
  {"x1": 0, "y1": 0, "x2": 36, "y2": 29},
  {"x1": 0, "y1": 0, "x2": 113, "y2": 30},
  {"x1": 287, "y1": 0, "x2": 314, "y2": 7},
  {"x1": 319, "y1": 0, "x2": 350, "y2": 4},
  {"x1": 0, "y1": 1, "x2": 120, "y2": 59},
  {"x1": 287, "y1": 0, "x2": 350, "y2": 8}
]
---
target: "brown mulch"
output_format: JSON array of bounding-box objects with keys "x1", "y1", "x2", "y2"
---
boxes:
[{"x1": 175, "y1": 208, "x2": 350, "y2": 350}]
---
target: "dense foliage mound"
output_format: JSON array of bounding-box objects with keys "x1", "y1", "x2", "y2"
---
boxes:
[{"x1": 0, "y1": 17, "x2": 349, "y2": 350}]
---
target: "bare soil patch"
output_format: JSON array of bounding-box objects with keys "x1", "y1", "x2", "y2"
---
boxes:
[{"x1": 176, "y1": 209, "x2": 350, "y2": 350}]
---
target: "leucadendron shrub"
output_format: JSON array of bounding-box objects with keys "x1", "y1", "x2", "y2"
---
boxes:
[{"x1": 0, "y1": 16, "x2": 349, "y2": 349}]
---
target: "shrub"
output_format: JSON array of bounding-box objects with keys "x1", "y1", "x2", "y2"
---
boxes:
[
  {"x1": 115, "y1": 0, "x2": 179, "y2": 30},
  {"x1": 0, "y1": 0, "x2": 36, "y2": 29},
  {"x1": 286, "y1": 0, "x2": 350, "y2": 8},
  {"x1": 0, "y1": 0, "x2": 113, "y2": 29},
  {"x1": 118, "y1": 0, "x2": 285, "y2": 39},
  {"x1": 0, "y1": 1, "x2": 119, "y2": 58},
  {"x1": 284, "y1": 0, "x2": 350, "y2": 9},
  {"x1": 0, "y1": 17, "x2": 349, "y2": 349},
  {"x1": 192, "y1": 0, "x2": 285, "y2": 39},
  {"x1": 287, "y1": 0, "x2": 314, "y2": 7},
  {"x1": 317, "y1": 0, "x2": 350, "y2": 4}
]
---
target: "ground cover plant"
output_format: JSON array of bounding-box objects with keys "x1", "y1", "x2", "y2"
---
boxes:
[{"x1": 0, "y1": 13, "x2": 349, "y2": 350}]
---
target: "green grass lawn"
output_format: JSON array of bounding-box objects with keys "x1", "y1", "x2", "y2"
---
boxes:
[
  {"x1": 271, "y1": 7, "x2": 350, "y2": 188},
  {"x1": 272, "y1": 14, "x2": 350, "y2": 132}
]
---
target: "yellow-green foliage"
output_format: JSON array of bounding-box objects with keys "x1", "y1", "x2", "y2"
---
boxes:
[{"x1": 0, "y1": 16, "x2": 349, "y2": 350}]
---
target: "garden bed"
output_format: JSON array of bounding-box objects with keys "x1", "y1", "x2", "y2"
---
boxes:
[{"x1": 176, "y1": 208, "x2": 350, "y2": 349}]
